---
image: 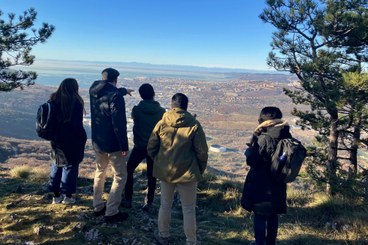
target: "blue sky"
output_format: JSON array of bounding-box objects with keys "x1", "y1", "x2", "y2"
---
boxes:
[{"x1": 2, "y1": 0, "x2": 275, "y2": 70}]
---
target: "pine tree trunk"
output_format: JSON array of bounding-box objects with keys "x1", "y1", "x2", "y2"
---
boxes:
[
  {"x1": 351, "y1": 124, "x2": 361, "y2": 176},
  {"x1": 326, "y1": 115, "x2": 339, "y2": 195}
]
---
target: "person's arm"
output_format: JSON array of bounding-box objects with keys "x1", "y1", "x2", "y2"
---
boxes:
[
  {"x1": 111, "y1": 92, "x2": 129, "y2": 151},
  {"x1": 118, "y1": 87, "x2": 134, "y2": 96},
  {"x1": 193, "y1": 123, "x2": 208, "y2": 174},
  {"x1": 245, "y1": 140, "x2": 261, "y2": 167},
  {"x1": 70, "y1": 101, "x2": 87, "y2": 141},
  {"x1": 257, "y1": 135, "x2": 274, "y2": 165},
  {"x1": 131, "y1": 106, "x2": 136, "y2": 120}
]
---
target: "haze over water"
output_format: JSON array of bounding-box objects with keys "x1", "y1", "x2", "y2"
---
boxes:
[{"x1": 25, "y1": 60, "x2": 268, "y2": 88}]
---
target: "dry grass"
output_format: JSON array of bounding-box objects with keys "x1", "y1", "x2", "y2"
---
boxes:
[
  {"x1": 9, "y1": 166, "x2": 32, "y2": 179},
  {"x1": 0, "y1": 161, "x2": 367, "y2": 244}
]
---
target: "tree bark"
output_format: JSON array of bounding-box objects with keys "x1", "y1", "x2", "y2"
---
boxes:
[{"x1": 326, "y1": 114, "x2": 339, "y2": 195}]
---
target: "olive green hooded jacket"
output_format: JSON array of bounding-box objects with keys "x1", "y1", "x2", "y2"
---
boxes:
[{"x1": 147, "y1": 108, "x2": 208, "y2": 183}]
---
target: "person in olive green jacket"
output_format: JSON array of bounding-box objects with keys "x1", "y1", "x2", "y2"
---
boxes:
[{"x1": 147, "y1": 93, "x2": 208, "y2": 245}]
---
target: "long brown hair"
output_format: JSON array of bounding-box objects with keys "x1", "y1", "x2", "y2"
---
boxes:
[{"x1": 50, "y1": 78, "x2": 84, "y2": 123}]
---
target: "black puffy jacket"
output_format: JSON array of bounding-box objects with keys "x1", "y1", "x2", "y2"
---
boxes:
[
  {"x1": 89, "y1": 80, "x2": 128, "y2": 153},
  {"x1": 241, "y1": 124, "x2": 291, "y2": 215}
]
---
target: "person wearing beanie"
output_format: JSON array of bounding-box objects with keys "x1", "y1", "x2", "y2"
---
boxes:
[
  {"x1": 89, "y1": 67, "x2": 133, "y2": 224},
  {"x1": 241, "y1": 106, "x2": 291, "y2": 245},
  {"x1": 122, "y1": 83, "x2": 165, "y2": 211}
]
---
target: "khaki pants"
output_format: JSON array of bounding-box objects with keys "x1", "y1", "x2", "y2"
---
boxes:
[
  {"x1": 93, "y1": 150, "x2": 127, "y2": 216},
  {"x1": 158, "y1": 181, "x2": 197, "y2": 245}
]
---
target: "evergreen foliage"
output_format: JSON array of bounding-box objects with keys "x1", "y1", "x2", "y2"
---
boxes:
[
  {"x1": 260, "y1": 0, "x2": 368, "y2": 195},
  {"x1": 0, "y1": 8, "x2": 54, "y2": 91}
]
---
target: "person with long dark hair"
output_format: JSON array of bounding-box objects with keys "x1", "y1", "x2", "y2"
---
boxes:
[{"x1": 48, "y1": 78, "x2": 87, "y2": 204}]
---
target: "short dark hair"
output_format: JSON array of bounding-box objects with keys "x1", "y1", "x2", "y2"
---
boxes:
[
  {"x1": 139, "y1": 83, "x2": 155, "y2": 100},
  {"x1": 101, "y1": 68, "x2": 120, "y2": 82},
  {"x1": 171, "y1": 93, "x2": 188, "y2": 110},
  {"x1": 258, "y1": 106, "x2": 283, "y2": 123}
]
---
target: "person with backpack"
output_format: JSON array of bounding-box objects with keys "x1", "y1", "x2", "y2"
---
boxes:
[
  {"x1": 241, "y1": 106, "x2": 292, "y2": 245},
  {"x1": 90, "y1": 68, "x2": 133, "y2": 224},
  {"x1": 48, "y1": 78, "x2": 87, "y2": 204},
  {"x1": 121, "y1": 83, "x2": 165, "y2": 211},
  {"x1": 147, "y1": 93, "x2": 208, "y2": 245}
]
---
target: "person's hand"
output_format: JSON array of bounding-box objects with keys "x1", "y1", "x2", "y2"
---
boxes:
[
  {"x1": 122, "y1": 151, "x2": 129, "y2": 157},
  {"x1": 244, "y1": 148, "x2": 252, "y2": 158},
  {"x1": 126, "y1": 89, "x2": 134, "y2": 96}
]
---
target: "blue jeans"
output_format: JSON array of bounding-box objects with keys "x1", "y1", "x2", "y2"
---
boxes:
[
  {"x1": 49, "y1": 162, "x2": 79, "y2": 196},
  {"x1": 254, "y1": 214, "x2": 278, "y2": 245}
]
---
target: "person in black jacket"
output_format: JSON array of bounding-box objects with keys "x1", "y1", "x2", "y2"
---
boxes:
[
  {"x1": 90, "y1": 67, "x2": 133, "y2": 224},
  {"x1": 48, "y1": 78, "x2": 87, "y2": 205},
  {"x1": 122, "y1": 83, "x2": 165, "y2": 211},
  {"x1": 241, "y1": 106, "x2": 292, "y2": 245}
]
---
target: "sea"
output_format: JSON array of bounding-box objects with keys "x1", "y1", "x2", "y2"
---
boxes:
[{"x1": 23, "y1": 59, "x2": 268, "y2": 88}]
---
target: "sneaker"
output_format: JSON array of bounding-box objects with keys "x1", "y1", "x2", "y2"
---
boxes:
[
  {"x1": 142, "y1": 203, "x2": 151, "y2": 212},
  {"x1": 120, "y1": 199, "x2": 132, "y2": 208},
  {"x1": 62, "y1": 196, "x2": 76, "y2": 204},
  {"x1": 52, "y1": 195, "x2": 63, "y2": 204},
  {"x1": 104, "y1": 212, "x2": 129, "y2": 224},
  {"x1": 154, "y1": 230, "x2": 169, "y2": 245},
  {"x1": 94, "y1": 206, "x2": 106, "y2": 216}
]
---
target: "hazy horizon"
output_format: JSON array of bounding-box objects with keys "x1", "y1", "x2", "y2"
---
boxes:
[{"x1": 22, "y1": 59, "x2": 291, "y2": 88}]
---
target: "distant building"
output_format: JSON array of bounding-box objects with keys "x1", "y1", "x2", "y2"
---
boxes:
[{"x1": 209, "y1": 144, "x2": 227, "y2": 153}]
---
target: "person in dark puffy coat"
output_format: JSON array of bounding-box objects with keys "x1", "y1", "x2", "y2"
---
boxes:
[
  {"x1": 241, "y1": 106, "x2": 292, "y2": 245},
  {"x1": 89, "y1": 68, "x2": 133, "y2": 224},
  {"x1": 48, "y1": 78, "x2": 87, "y2": 205}
]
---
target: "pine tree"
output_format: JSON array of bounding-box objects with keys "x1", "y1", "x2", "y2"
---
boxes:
[
  {"x1": 0, "y1": 8, "x2": 54, "y2": 91},
  {"x1": 260, "y1": 0, "x2": 368, "y2": 195}
]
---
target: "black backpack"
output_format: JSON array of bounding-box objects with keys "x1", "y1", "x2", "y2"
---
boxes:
[
  {"x1": 270, "y1": 137, "x2": 307, "y2": 183},
  {"x1": 36, "y1": 101, "x2": 58, "y2": 141}
]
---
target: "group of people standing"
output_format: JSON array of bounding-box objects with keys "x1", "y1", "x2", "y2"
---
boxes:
[
  {"x1": 45, "y1": 67, "x2": 292, "y2": 245},
  {"x1": 46, "y1": 67, "x2": 208, "y2": 245}
]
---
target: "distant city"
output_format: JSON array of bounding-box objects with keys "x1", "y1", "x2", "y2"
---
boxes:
[
  {"x1": 2, "y1": 60, "x2": 366, "y2": 175},
  {"x1": 21, "y1": 59, "x2": 293, "y2": 88}
]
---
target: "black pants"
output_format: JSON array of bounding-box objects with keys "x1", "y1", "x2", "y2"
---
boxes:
[
  {"x1": 254, "y1": 214, "x2": 278, "y2": 245},
  {"x1": 124, "y1": 147, "x2": 156, "y2": 205}
]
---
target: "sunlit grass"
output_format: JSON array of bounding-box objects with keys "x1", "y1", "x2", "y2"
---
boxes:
[
  {"x1": 1, "y1": 164, "x2": 367, "y2": 244},
  {"x1": 10, "y1": 166, "x2": 32, "y2": 179}
]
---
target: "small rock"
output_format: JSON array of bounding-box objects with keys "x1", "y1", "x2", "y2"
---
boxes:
[
  {"x1": 33, "y1": 226, "x2": 41, "y2": 235},
  {"x1": 342, "y1": 224, "x2": 350, "y2": 231},
  {"x1": 73, "y1": 222, "x2": 85, "y2": 230}
]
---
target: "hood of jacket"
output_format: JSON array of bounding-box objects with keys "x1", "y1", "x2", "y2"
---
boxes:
[
  {"x1": 89, "y1": 80, "x2": 115, "y2": 99},
  {"x1": 162, "y1": 108, "x2": 196, "y2": 128},
  {"x1": 264, "y1": 120, "x2": 291, "y2": 140},
  {"x1": 135, "y1": 100, "x2": 165, "y2": 115}
]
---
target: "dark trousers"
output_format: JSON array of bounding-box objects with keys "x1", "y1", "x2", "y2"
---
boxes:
[
  {"x1": 254, "y1": 214, "x2": 278, "y2": 245},
  {"x1": 49, "y1": 162, "x2": 79, "y2": 196},
  {"x1": 124, "y1": 147, "x2": 156, "y2": 205}
]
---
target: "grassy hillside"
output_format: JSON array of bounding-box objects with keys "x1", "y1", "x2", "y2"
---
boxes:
[{"x1": 1, "y1": 155, "x2": 367, "y2": 244}]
